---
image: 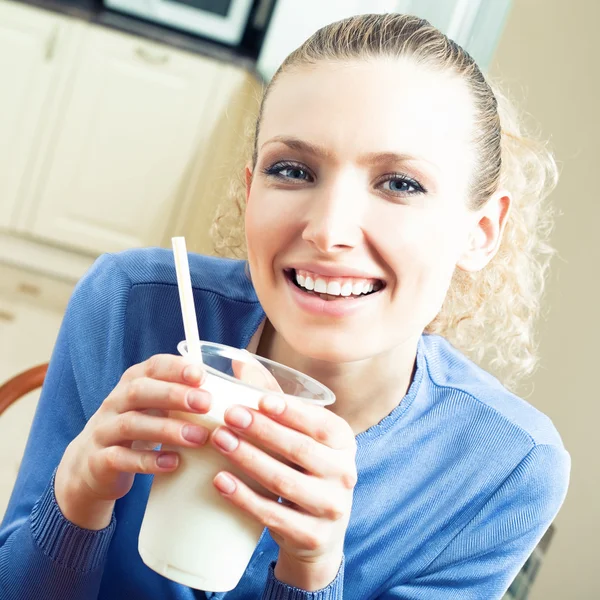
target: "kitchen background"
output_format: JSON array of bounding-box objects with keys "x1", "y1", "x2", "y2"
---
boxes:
[{"x1": 0, "y1": 0, "x2": 597, "y2": 598}]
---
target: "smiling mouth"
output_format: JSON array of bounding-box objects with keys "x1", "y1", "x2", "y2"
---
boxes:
[{"x1": 284, "y1": 269, "x2": 385, "y2": 301}]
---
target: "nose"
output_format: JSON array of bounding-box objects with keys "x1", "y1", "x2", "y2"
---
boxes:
[{"x1": 301, "y1": 175, "x2": 365, "y2": 254}]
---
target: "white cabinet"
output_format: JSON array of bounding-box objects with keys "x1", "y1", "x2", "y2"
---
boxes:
[
  {"x1": 0, "y1": 1, "x2": 256, "y2": 263},
  {"x1": 0, "y1": 1, "x2": 78, "y2": 230},
  {"x1": 22, "y1": 26, "x2": 225, "y2": 254}
]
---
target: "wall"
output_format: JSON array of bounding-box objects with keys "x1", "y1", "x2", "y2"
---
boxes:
[{"x1": 491, "y1": 0, "x2": 599, "y2": 598}]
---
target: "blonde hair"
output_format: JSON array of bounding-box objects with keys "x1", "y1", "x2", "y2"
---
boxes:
[{"x1": 211, "y1": 13, "x2": 558, "y2": 390}]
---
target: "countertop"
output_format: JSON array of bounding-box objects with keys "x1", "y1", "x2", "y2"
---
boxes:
[{"x1": 12, "y1": 0, "x2": 260, "y2": 73}]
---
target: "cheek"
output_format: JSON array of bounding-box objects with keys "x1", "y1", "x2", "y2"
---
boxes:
[
  {"x1": 245, "y1": 188, "x2": 271, "y2": 237},
  {"x1": 244, "y1": 187, "x2": 300, "y2": 271},
  {"x1": 378, "y1": 208, "x2": 464, "y2": 266},
  {"x1": 375, "y1": 207, "x2": 468, "y2": 305},
  {"x1": 246, "y1": 189, "x2": 277, "y2": 250}
]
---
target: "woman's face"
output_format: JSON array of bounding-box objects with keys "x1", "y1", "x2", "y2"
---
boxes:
[{"x1": 245, "y1": 58, "x2": 480, "y2": 363}]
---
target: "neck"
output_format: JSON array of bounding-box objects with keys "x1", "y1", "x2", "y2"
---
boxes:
[{"x1": 255, "y1": 320, "x2": 419, "y2": 436}]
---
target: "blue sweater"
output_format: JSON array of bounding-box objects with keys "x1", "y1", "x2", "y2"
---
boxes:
[{"x1": 0, "y1": 249, "x2": 570, "y2": 600}]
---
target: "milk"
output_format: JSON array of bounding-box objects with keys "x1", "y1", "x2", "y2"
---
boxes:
[
  {"x1": 138, "y1": 373, "x2": 275, "y2": 591},
  {"x1": 138, "y1": 342, "x2": 334, "y2": 592}
]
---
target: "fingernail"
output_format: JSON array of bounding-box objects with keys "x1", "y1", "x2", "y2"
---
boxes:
[
  {"x1": 186, "y1": 389, "x2": 210, "y2": 412},
  {"x1": 214, "y1": 472, "x2": 236, "y2": 494},
  {"x1": 213, "y1": 428, "x2": 239, "y2": 452},
  {"x1": 182, "y1": 424, "x2": 208, "y2": 444},
  {"x1": 226, "y1": 406, "x2": 252, "y2": 429},
  {"x1": 157, "y1": 453, "x2": 178, "y2": 469},
  {"x1": 183, "y1": 364, "x2": 204, "y2": 383},
  {"x1": 262, "y1": 395, "x2": 285, "y2": 415}
]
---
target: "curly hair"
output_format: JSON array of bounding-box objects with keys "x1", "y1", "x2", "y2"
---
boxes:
[{"x1": 210, "y1": 13, "x2": 558, "y2": 390}]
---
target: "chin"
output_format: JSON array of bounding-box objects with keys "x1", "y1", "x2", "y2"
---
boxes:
[{"x1": 283, "y1": 327, "x2": 380, "y2": 365}]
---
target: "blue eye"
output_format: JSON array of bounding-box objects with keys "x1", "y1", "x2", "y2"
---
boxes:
[
  {"x1": 263, "y1": 161, "x2": 313, "y2": 182},
  {"x1": 380, "y1": 174, "x2": 425, "y2": 195}
]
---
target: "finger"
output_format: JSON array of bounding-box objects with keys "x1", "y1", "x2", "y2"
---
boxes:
[
  {"x1": 131, "y1": 440, "x2": 161, "y2": 451},
  {"x1": 131, "y1": 409, "x2": 166, "y2": 450},
  {"x1": 121, "y1": 354, "x2": 206, "y2": 387},
  {"x1": 111, "y1": 377, "x2": 211, "y2": 415},
  {"x1": 93, "y1": 446, "x2": 180, "y2": 476},
  {"x1": 223, "y1": 405, "x2": 343, "y2": 478},
  {"x1": 232, "y1": 354, "x2": 283, "y2": 392},
  {"x1": 258, "y1": 395, "x2": 355, "y2": 451},
  {"x1": 96, "y1": 412, "x2": 209, "y2": 448},
  {"x1": 213, "y1": 471, "x2": 326, "y2": 551},
  {"x1": 210, "y1": 427, "x2": 346, "y2": 520}
]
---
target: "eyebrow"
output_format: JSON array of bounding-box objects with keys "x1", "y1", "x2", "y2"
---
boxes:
[
  {"x1": 261, "y1": 136, "x2": 332, "y2": 159},
  {"x1": 260, "y1": 136, "x2": 439, "y2": 172}
]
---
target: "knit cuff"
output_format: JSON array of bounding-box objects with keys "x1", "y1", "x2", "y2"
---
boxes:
[
  {"x1": 29, "y1": 471, "x2": 116, "y2": 573},
  {"x1": 262, "y1": 555, "x2": 345, "y2": 600}
]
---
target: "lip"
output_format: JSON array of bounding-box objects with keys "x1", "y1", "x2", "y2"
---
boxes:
[
  {"x1": 285, "y1": 263, "x2": 385, "y2": 281},
  {"x1": 284, "y1": 271, "x2": 383, "y2": 318}
]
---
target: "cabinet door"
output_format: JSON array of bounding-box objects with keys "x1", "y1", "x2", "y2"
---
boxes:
[
  {"x1": 26, "y1": 25, "x2": 222, "y2": 255},
  {"x1": 0, "y1": 1, "x2": 75, "y2": 230}
]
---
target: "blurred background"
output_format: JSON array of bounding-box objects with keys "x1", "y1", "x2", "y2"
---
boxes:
[{"x1": 0, "y1": 0, "x2": 597, "y2": 598}]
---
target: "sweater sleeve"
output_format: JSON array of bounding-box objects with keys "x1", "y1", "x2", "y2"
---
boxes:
[
  {"x1": 261, "y1": 555, "x2": 345, "y2": 600},
  {"x1": 0, "y1": 254, "x2": 131, "y2": 600},
  {"x1": 377, "y1": 443, "x2": 570, "y2": 600}
]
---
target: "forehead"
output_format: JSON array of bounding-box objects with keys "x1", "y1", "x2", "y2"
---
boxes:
[{"x1": 258, "y1": 58, "x2": 476, "y2": 173}]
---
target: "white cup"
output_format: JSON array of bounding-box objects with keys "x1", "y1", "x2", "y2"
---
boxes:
[{"x1": 138, "y1": 340, "x2": 335, "y2": 592}]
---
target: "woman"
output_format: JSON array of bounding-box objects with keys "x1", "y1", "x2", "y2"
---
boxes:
[{"x1": 0, "y1": 13, "x2": 569, "y2": 600}]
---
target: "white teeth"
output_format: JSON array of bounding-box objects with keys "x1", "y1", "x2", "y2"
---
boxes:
[
  {"x1": 314, "y1": 278, "x2": 327, "y2": 293},
  {"x1": 340, "y1": 281, "x2": 353, "y2": 297},
  {"x1": 352, "y1": 281, "x2": 364, "y2": 295},
  {"x1": 326, "y1": 281, "x2": 341, "y2": 296},
  {"x1": 293, "y1": 269, "x2": 383, "y2": 298}
]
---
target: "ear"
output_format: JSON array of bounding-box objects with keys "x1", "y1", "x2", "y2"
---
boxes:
[
  {"x1": 244, "y1": 164, "x2": 253, "y2": 204},
  {"x1": 457, "y1": 190, "x2": 512, "y2": 272}
]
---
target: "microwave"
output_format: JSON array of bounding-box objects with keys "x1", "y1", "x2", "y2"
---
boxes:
[{"x1": 104, "y1": 0, "x2": 260, "y2": 46}]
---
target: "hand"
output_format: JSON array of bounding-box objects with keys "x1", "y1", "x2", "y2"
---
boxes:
[
  {"x1": 55, "y1": 354, "x2": 212, "y2": 529},
  {"x1": 209, "y1": 392, "x2": 357, "y2": 590}
]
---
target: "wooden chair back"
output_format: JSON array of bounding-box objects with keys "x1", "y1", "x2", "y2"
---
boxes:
[{"x1": 0, "y1": 364, "x2": 48, "y2": 416}]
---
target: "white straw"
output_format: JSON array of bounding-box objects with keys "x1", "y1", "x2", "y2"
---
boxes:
[{"x1": 172, "y1": 237, "x2": 202, "y2": 363}]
